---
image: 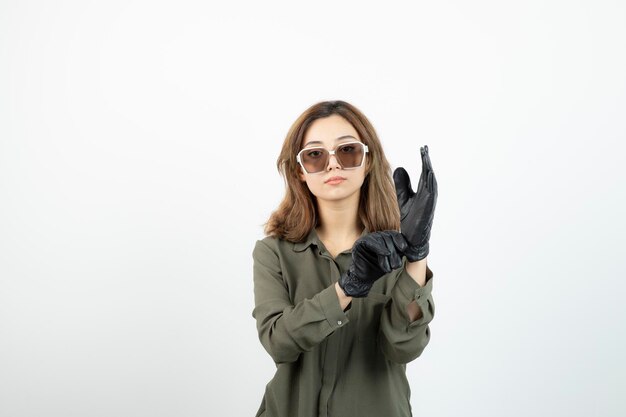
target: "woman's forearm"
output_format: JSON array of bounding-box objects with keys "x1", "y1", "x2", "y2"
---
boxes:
[
  {"x1": 335, "y1": 282, "x2": 353, "y2": 311},
  {"x1": 406, "y1": 257, "x2": 427, "y2": 286},
  {"x1": 405, "y1": 258, "x2": 428, "y2": 321}
]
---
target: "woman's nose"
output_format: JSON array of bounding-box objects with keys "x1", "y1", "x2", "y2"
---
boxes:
[{"x1": 326, "y1": 153, "x2": 342, "y2": 171}]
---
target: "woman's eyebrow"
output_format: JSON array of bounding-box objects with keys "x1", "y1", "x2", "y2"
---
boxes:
[{"x1": 303, "y1": 135, "x2": 357, "y2": 147}]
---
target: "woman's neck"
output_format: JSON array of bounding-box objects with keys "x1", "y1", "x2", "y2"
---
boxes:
[{"x1": 315, "y1": 192, "x2": 363, "y2": 244}]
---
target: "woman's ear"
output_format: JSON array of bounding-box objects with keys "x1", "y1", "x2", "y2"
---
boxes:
[{"x1": 298, "y1": 166, "x2": 306, "y2": 182}]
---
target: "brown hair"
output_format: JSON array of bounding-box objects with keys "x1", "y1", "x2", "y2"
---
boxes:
[{"x1": 263, "y1": 100, "x2": 400, "y2": 242}]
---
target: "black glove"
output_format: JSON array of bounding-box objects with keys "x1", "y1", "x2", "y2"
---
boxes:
[
  {"x1": 338, "y1": 231, "x2": 408, "y2": 298},
  {"x1": 393, "y1": 145, "x2": 438, "y2": 262}
]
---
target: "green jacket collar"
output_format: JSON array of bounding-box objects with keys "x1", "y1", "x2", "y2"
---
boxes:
[{"x1": 293, "y1": 226, "x2": 369, "y2": 252}]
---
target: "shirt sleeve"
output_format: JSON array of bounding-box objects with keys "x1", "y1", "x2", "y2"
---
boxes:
[
  {"x1": 378, "y1": 257, "x2": 435, "y2": 364},
  {"x1": 252, "y1": 239, "x2": 350, "y2": 364}
]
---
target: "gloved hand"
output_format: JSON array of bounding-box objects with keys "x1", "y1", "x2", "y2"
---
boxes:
[
  {"x1": 338, "y1": 231, "x2": 408, "y2": 298},
  {"x1": 393, "y1": 145, "x2": 438, "y2": 262}
]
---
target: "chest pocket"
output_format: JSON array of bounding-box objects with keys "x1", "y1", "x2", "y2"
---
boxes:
[{"x1": 357, "y1": 292, "x2": 391, "y2": 341}]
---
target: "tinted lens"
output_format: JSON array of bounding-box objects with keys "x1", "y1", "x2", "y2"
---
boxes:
[
  {"x1": 336, "y1": 143, "x2": 364, "y2": 168},
  {"x1": 300, "y1": 148, "x2": 329, "y2": 173},
  {"x1": 299, "y1": 142, "x2": 365, "y2": 173}
]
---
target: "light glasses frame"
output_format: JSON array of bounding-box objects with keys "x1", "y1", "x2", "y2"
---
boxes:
[{"x1": 296, "y1": 141, "x2": 369, "y2": 174}]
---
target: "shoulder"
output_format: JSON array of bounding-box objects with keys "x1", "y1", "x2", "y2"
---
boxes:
[{"x1": 252, "y1": 235, "x2": 296, "y2": 262}]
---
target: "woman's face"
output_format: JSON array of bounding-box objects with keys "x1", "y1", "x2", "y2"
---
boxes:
[{"x1": 298, "y1": 114, "x2": 369, "y2": 203}]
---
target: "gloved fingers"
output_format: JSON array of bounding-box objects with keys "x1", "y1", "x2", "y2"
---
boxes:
[
  {"x1": 353, "y1": 240, "x2": 384, "y2": 273},
  {"x1": 419, "y1": 146, "x2": 428, "y2": 178},
  {"x1": 417, "y1": 154, "x2": 428, "y2": 194},
  {"x1": 429, "y1": 169, "x2": 438, "y2": 196},
  {"x1": 427, "y1": 170, "x2": 434, "y2": 194},
  {"x1": 378, "y1": 234, "x2": 396, "y2": 272},
  {"x1": 417, "y1": 145, "x2": 437, "y2": 198},
  {"x1": 421, "y1": 145, "x2": 433, "y2": 172},
  {"x1": 422, "y1": 145, "x2": 438, "y2": 194},
  {"x1": 391, "y1": 245, "x2": 404, "y2": 270},
  {"x1": 376, "y1": 252, "x2": 391, "y2": 274},
  {"x1": 387, "y1": 230, "x2": 408, "y2": 253},
  {"x1": 387, "y1": 250, "x2": 402, "y2": 271},
  {"x1": 379, "y1": 231, "x2": 404, "y2": 270},
  {"x1": 356, "y1": 234, "x2": 391, "y2": 257},
  {"x1": 352, "y1": 254, "x2": 385, "y2": 285},
  {"x1": 393, "y1": 167, "x2": 414, "y2": 204}
]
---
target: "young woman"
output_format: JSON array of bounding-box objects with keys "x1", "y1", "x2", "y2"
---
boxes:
[{"x1": 252, "y1": 100, "x2": 438, "y2": 417}]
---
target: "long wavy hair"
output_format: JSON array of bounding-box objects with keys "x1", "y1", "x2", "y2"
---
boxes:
[{"x1": 263, "y1": 100, "x2": 400, "y2": 242}]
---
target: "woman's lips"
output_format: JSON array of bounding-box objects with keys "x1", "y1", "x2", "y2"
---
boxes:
[{"x1": 325, "y1": 178, "x2": 346, "y2": 185}]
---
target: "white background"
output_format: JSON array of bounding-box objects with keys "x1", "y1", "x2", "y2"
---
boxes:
[{"x1": 1, "y1": 1, "x2": 625, "y2": 416}]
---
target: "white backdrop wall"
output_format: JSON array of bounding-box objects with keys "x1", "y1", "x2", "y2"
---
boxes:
[{"x1": 1, "y1": 1, "x2": 625, "y2": 416}]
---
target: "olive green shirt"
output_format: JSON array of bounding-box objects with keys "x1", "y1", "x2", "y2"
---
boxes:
[{"x1": 252, "y1": 227, "x2": 435, "y2": 417}]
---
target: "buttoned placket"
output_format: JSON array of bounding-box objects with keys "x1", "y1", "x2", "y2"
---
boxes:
[{"x1": 315, "y1": 244, "x2": 351, "y2": 417}]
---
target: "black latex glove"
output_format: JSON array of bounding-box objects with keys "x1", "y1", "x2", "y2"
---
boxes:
[
  {"x1": 338, "y1": 231, "x2": 408, "y2": 298},
  {"x1": 393, "y1": 145, "x2": 438, "y2": 262}
]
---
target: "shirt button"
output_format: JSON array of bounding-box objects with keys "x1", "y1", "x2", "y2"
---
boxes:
[{"x1": 337, "y1": 320, "x2": 343, "y2": 326}]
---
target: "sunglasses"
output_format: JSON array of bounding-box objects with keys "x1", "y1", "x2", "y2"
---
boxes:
[{"x1": 296, "y1": 141, "x2": 369, "y2": 174}]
